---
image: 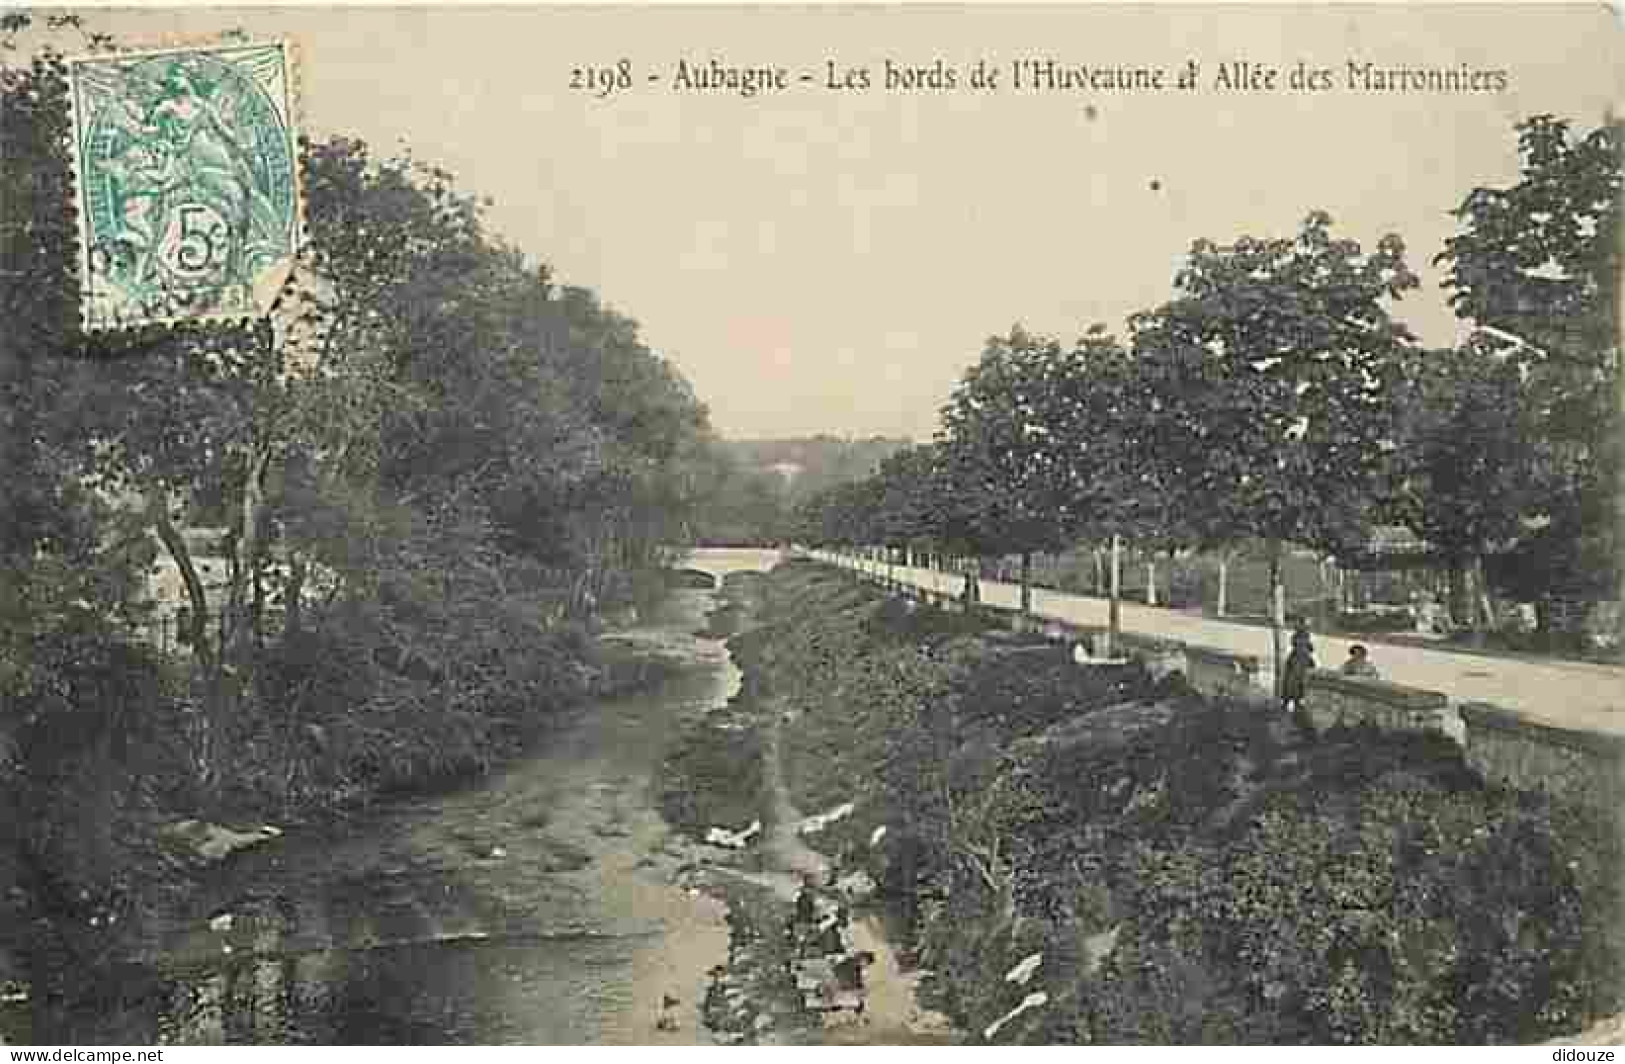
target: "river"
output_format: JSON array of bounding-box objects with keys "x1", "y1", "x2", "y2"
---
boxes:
[{"x1": 22, "y1": 587, "x2": 754, "y2": 1045}]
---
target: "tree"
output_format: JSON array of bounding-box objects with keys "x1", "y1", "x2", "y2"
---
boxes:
[
  {"x1": 3, "y1": 21, "x2": 723, "y2": 804},
  {"x1": 3, "y1": 19, "x2": 739, "y2": 1018},
  {"x1": 1392, "y1": 340, "x2": 1543, "y2": 632},
  {"x1": 0, "y1": 19, "x2": 215, "y2": 1005},
  {"x1": 687, "y1": 439, "x2": 791, "y2": 546},
  {"x1": 792, "y1": 477, "x2": 875, "y2": 552},
  {"x1": 1436, "y1": 114, "x2": 1622, "y2": 635},
  {"x1": 938, "y1": 326, "x2": 1093, "y2": 615},
  {"x1": 871, "y1": 443, "x2": 950, "y2": 563},
  {"x1": 1131, "y1": 212, "x2": 1420, "y2": 689},
  {"x1": 1044, "y1": 325, "x2": 1172, "y2": 654}
]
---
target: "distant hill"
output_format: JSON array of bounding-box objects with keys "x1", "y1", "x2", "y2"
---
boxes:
[
  {"x1": 719, "y1": 435, "x2": 912, "y2": 498},
  {"x1": 690, "y1": 436, "x2": 912, "y2": 547}
]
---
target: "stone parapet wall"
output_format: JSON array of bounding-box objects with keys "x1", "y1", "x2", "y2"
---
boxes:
[
  {"x1": 1460, "y1": 702, "x2": 1625, "y2": 810},
  {"x1": 839, "y1": 562, "x2": 1625, "y2": 809},
  {"x1": 1061, "y1": 626, "x2": 1267, "y2": 701},
  {"x1": 1038, "y1": 617, "x2": 1092, "y2": 644},
  {"x1": 1302, "y1": 670, "x2": 1455, "y2": 738},
  {"x1": 1114, "y1": 631, "x2": 1181, "y2": 656},
  {"x1": 1184, "y1": 644, "x2": 1263, "y2": 700},
  {"x1": 898, "y1": 583, "x2": 963, "y2": 613},
  {"x1": 870, "y1": 568, "x2": 1449, "y2": 735},
  {"x1": 974, "y1": 604, "x2": 1019, "y2": 629}
]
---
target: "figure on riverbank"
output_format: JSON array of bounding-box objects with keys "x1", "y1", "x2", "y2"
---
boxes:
[
  {"x1": 795, "y1": 877, "x2": 817, "y2": 925},
  {"x1": 1281, "y1": 619, "x2": 1315, "y2": 717},
  {"x1": 1340, "y1": 644, "x2": 1380, "y2": 678},
  {"x1": 833, "y1": 951, "x2": 868, "y2": 992},
  {"x1": 815, "y1": 905, "x2": 850, "y2": 956},
  {"x1": 656, "y1": 993, "x2": 681, "y2": 1031}
]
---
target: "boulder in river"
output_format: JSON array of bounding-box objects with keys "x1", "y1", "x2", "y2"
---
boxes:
[
  {"x1": 1005, "y1": 951, "x2": 1041, "y2": 985},
  {"x1": 798, "y1": 802, "x2": 855, "y2": 835},
  {"x1": 984, "y1": 990, "x2": 1048, "y2": 1040},
  {"x1": 706, "y1": 819, "x2": 762, "y2": 849},
  {"x1": 158, "y1": 820, "x2": 283, "y2": 863}
]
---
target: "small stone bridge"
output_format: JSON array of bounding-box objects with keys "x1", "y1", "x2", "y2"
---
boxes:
[{"x1": 669, "y1": 546, "x2": 786, "y2": 589}]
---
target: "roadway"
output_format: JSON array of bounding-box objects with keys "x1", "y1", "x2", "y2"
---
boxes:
[{"x1": 803, "y1": 549, "x2": 1625, "y2": 737}]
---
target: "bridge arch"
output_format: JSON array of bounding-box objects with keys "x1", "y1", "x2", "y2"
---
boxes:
[
  {"x1": 668, "y1": 568, "x2": 720, "y2": 590},
  {"x1": 672, "y1": 546, "x2": 785, "y2": 585}
]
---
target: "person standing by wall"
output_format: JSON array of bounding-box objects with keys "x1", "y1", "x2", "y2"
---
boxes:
[{"x1": 1281, "y1": 618, "x2": 1315, "y2": 723}]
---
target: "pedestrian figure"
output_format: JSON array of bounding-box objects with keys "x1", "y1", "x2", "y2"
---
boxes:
[
  {"x1": 833, "y1": 951, "x2": 867, "y2": 991},
  {"x1": 1340, "y1": 644, "x2": 1379, "y2": 679},
  {"x1": 794, "y1": 877, "x2": 817, "y2": 926},
  {"x1": 1281, "y1": 618, "x2": 1315, "y2": 718},
  {"x1": 817, "y1": 912, "x2": 846, "y2": 956},
  {"x1": 704, "y1": 967, "x2": 727, "y2": 1017},
  {"x1": 656, "y1": 993, "x2": 681, "y2": 1031}
]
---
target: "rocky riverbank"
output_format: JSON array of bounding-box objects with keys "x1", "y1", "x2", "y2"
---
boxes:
[
  {"x1": 655, "y1": 570, "x2": 956, "y2": 1045},
  {"x1": 718, "y1": 560, "x2": 1625, "y2": 1045}
]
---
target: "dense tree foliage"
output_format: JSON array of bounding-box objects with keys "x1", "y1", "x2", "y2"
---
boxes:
[
  {"x1": 937, "y1": 328, "x2": 1087, "y2": 596},
  {"x1": 0, "y1": 18, "x2": 730, "y2": 1003},
  {"x1": 1391, "y1": 339, "x2": 1544, "y2": 629},
  {"x1": 1130, "y1": 212, "x2": 1419, "y2": 680},
  {"x1": 1436, "y1": 114, "x2": 1622, "y2": 616},
  {"x1": 691, "y1": 436, "x2": 911, "y2": 547},
  {"x1": 794, "y1": 119, "x2": 1620, "y2": 659}
]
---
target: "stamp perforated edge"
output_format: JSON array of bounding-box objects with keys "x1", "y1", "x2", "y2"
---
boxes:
[{"x1": 65, "y1": 33, "x2": 308, "y2": 335}]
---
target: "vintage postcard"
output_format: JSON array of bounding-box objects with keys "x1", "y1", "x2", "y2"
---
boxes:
[{"x1": 0, "y1": 2, "x2": 1621, "y2": 1049}]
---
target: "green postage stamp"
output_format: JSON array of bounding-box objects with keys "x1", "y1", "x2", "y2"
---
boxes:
[{"x1": 67, "y1": 41, "x2": 302, "y2": 330}]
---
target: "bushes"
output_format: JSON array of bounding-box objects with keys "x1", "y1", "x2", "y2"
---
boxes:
[
  {"x1": 1073, "y1": 729, "x2": 1625, "y2": 1045},
  {"x1": 1337, "y1": 609, "x2": 1415, "y2": 634},
  {"x1": 750, "y1": 564, "x2": 1625, "y2": 1045},
  {"x1": 659, "y1": 722, "x2": 767, "y2": 840},
  {"x1": 228, "y1": 568, "x2": 628, "y2": 816},
  {"x1": 3, "y1": 627, "x2": 185, "y2": 1001},
  {"x1": 1156, "y1": 772, "x2": 1618, "y2": 1044}
]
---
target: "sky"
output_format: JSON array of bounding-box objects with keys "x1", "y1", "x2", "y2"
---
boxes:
[{"x1": 55, "y1": 3, "x2": 1625, "y2": 440}]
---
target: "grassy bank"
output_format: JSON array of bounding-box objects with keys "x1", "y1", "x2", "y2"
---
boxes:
[
  {"x1": 740, "y1": 561, "x2": 1625, "y2": 1045},
  {"x1": 659, "y1": 573, "x2": 771, "y2": 844}
]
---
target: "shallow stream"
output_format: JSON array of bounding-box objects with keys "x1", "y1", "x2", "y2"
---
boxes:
[
  {"x1": 12, "y1": 577, "x2": 951, "y2": 1046},
  {"x1": 23, "y1": 590, "x2": 741, "y2": 1045}
]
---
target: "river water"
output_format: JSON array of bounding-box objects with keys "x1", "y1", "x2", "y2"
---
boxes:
[{"x1": 26, "y1": 588, "x2": 749, "y2": 1045}]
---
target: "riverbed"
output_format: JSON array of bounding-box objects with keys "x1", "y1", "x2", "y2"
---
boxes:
[{"x1": 17, "y1": 589, "x2": 752, "y2": 1045}]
